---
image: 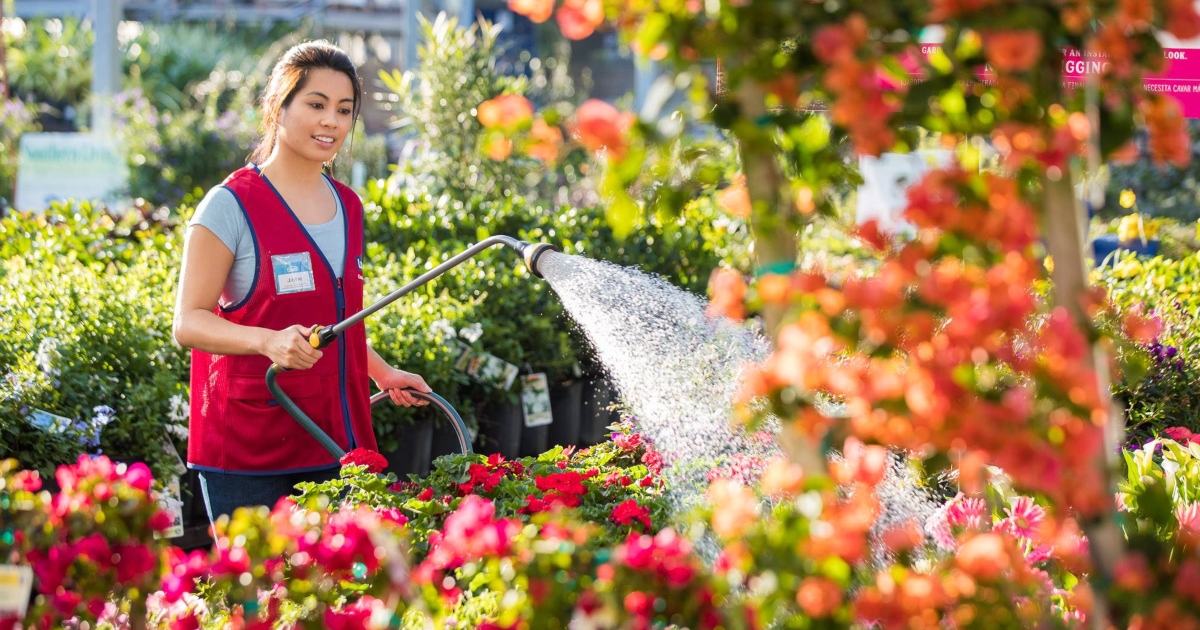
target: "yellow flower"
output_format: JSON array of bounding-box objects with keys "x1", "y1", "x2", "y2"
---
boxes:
[
  {"x1": 1119, "y1": 189, "x2": 1137, "y2": 209},
  {"x1": 1113, "y1": 258, "x2": 1143, "y2": 278},
  {"x1": 1043, "y1": 255, "x2": 1054, "y2": 274},
  {"x1": 1118, "y1": 214, "x2": 1147, "y2": 243}
]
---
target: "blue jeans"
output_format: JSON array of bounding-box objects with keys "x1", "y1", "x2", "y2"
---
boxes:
[{"x1": 198, "y1": 467, "x2": 338, "y2": 525}]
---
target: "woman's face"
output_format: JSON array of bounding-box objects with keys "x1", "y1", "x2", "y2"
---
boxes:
[{"x1": 275, "y1": 68, "x2": 356, "y2": 166}]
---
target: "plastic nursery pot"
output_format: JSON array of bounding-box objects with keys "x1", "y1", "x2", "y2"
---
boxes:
[
  {"x1": 579, "y1": 375, "x2": 622, "y2": 447},
  {"x1": 548, "y1": 379, "x2": 584, "y2": 449},
  {"x1": 383, "y1": 420, "x2": 435, "y2": 479},
  {"x1": 478, "y1": 399, "x2": 524, "y2": 459},
  {"x1": 1093, "y1": 234, "x2": 1161, "y2": 264}
]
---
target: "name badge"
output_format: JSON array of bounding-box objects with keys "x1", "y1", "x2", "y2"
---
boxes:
[{"x1": 272, "y1": 252, "x2": 316, "y2": 295}]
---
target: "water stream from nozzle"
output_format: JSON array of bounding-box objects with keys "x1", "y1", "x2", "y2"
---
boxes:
[
  {"x1": 536, "y1": 250, "x2": 947, "y2": 564},
  {"x1": 536, "y1": 251, "x2": 776, "y2": 545}
]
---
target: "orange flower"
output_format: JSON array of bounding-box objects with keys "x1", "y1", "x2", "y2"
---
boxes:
[
  {"x1": 525, "y1": 119, "x2": 563, "y2": 163},
  {"x1": 706, "y1": 268, "x2": 748, "y2": 321},
  {"x1": 1142, "y1": 96, "x2": 1191, "y2": 167},
  {"x1": 707, "y1": 479, "x2": 759, "y2": 539},
  {"x1": 476, "y1": 94, "x2": 534, "y2": 130},
  {"x1": 484, "y1": 133, "x2": 513, "y2": 160},
  {"x1": 955, "y1": 533, "x2": 1012, "y2": 580},
  {"x1": 1167, "y1": 0, "x2": 1200, "y2": 40},
  {"x1": 556, "y1": 0, "x2": 605, "y2": 40},
  {"x1": 573, "y1": 99, "x2": 635, "y2": 159},
  {"x1": 833, "y1": 437, "x2": 889, "y2": 487},
  {"x1": 716, "y1": 174, "x2": 752, "y2": 218},
  {"x1": 760, "y1": 458, "x2": 804, "y2": 497},
  {"x1": 1123, "y1": 310, "x2": 1161, "y2": 344},
  {"x1": 983, "y1": 30, "x2": 1044, "y2": 73},
  {"x1": 796, "y1": 576, "x2": 843, "y2": 618},
  {"x1": 508, "y1": 0, "x2": 553, "y2": 22}
]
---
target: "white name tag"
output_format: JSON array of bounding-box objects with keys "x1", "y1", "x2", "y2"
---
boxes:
[{"x1": 272, "y1": 252, "x2": 316, "y2": 295}]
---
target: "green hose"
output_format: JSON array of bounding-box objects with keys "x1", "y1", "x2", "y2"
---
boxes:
[{"x1": 265, "y1": 365, "x2": 474, "y2": 460}]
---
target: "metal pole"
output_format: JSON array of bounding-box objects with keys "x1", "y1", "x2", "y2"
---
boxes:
[
  {"x1": 90, "y1": 0, "x2": 120, "y2": 136},
  {"x1": 402, "y1": 0, "x2": 419, "y2": 70},
  {"x1": 1, "y1": 0, "x2": 8, "y2": 100}
]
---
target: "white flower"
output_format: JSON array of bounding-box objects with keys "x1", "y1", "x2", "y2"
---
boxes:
[
  {"x1": 429, "y1": 318, "x2": 457, "y2": 340},
  {"x1": 34, "y1": 337, "x2": 61, "y2": 376},
  {"x1": 168, "y1": 394, "x2": 190, "y2": 423},
  {"x1": 459, "y1": 322, "x2": 484, "y2": 343}
]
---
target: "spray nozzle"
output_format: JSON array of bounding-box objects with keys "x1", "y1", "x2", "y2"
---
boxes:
[{"x1": 515, "y1": 241, "x2": 560, "y2": 279}]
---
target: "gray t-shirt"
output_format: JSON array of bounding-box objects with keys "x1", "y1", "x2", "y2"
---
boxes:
[{"x1": 190, "y1": 177, "x2": 346, "y2": 309}]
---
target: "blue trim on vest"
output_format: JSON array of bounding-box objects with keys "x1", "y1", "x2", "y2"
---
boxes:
[
  {"x1": 324, "y1": 173, "x2": 358, "y2": 453},
  {"x1": 218, "y1": 184, "x2": 261, "y2": 313},
  {"x1": 187, "y1": 462, "x2": 339, "y2": 476},
  {"x1": 258, "y1": 169, "x2": 359, "y2": 452}
]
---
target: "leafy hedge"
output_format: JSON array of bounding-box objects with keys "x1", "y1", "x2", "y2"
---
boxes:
[{"x1": 0, "y1": 203, "x2": 188, "y2": 481}]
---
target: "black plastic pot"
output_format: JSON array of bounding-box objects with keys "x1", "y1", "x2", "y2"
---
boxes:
[
  {"x1": 478, "y1": 400, "x2": 524, "y2": 459},
  {"x1": 579, "y1": 376, "x2": 620, "y2": 446},
  {"x1": 382, "y1": 420, "x2": 435, "y2": 480},
  {"x1": 548, "y1": 379, "x2": 584, "y2": 448}
]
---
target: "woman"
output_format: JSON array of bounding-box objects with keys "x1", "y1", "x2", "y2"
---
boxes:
[{"x1": 172, "y1": 40, "x2": 429, "y2": 524}]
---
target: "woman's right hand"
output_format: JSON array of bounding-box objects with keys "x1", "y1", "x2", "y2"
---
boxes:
[{"x1": 262, "y1": 325, "x2": 324, "y2": 370}]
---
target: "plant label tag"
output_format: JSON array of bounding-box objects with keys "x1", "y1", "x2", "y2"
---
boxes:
[
  {"x1": 271, "y1": 252, "x2": 316, "y2": 295},
  {"x1": 26, "y1": 408, "x2": 72, "y2": 434},
  {"x1": 0, "y1": 565, "x2": 33, "y2": 618},
  {"x1": 153, "y1": 475, "x2": 185, "y2": 539},
  {"x1": 521, "y1": 373, "x2": 553, "y2": 428}
]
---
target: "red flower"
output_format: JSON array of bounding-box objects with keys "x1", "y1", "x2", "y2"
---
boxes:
[
  {"x1": 11, "y1": 470, "x2": 41, "y2": 492},
  {"x1": 417, "y1": 487, "x2": 435, "y2": 501},
  {"x1": 611, "y1": 499, "x2": 653, "y2": 530},
  {"x1": 339, "y1": 448, "x2": 388, "y2": 474}
]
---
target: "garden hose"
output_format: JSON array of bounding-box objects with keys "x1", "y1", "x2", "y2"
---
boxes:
[
  {"x1": 265, "y1": 235, "x2": 560, "y2": 461},
  {"x1": 264, "y1": 370, "x2": 474, "y2": 460},
  {"x1": 370, "y1": 389, "x2": 472, "y2": 456}
]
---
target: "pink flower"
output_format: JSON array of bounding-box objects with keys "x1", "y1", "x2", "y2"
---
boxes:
[
  {"x1": 123, "y1": 462, "x2": 154, "y2": 492},
  {"x1": 1164, "y1": 426, "x2": 1194, "y2": 442},
  {"x1": 998, "y1": 495, "x2": 1046, "y2": 540},
  {"x1": 945, "y1": 493, "x2": 988, "y2": 530},
  {"x1": 324, "y1": 595, "x2": 380, "y2": 630},
  {"x1": 339, "y1": 448, "x2": 388, "y2": 474},
  {"x1": 376, "y1": 507, "x2": 409, "y2": 528},
  {"x1": 611, "y1": 432, "x2": 643, "y2": 451},
  {"x1": 1178, "y1": 503, "x2": 1200, "y2": 533}
]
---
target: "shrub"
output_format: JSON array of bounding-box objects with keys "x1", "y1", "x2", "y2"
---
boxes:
[
  {"x1": 0, "y1": 97, "x2": 40, "y2": 211},
  {"x1": 0, "y1": 204, "x2": 188, "y2": 481}
]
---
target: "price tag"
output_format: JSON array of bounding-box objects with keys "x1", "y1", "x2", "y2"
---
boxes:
[{"x1": 0, "y1": 565, "x2": 33, "y2": 619}]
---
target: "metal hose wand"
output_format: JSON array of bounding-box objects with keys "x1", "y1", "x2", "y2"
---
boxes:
[{"x1": 265, "y1": 235, "x2": 560, "y2": 460}]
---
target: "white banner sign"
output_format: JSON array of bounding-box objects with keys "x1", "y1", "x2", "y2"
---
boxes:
[{"x1": 15, "y1": 133, "x2": 128, "y2": 212}]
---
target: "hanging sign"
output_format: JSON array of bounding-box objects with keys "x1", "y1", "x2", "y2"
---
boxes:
[{"x1": 918, "y1": 45, "x2": 1200, "y2": 118}]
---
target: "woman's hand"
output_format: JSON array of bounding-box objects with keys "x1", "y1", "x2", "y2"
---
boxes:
[
  {"x1": 261, "y1": 325, "x2": 323, "y2": 370},
  {"x1": 374, "y1": 367, "x2": 432, "y2": 407}
]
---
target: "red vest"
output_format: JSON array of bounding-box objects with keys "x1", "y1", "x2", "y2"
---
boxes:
[{"x1": 187, "y1": 166, "x2": 375, "y2": 473}]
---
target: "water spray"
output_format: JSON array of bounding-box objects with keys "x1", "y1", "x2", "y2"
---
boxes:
[{"x1": 266, "y1": 235, "x2": 560, "y2": 460}]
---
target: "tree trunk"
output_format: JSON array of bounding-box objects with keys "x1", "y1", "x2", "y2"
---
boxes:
[
  {"x1": 727, "y1": 68, "x2": 826, "y2": 473},
  {"x1": 1041, "y1": 167, "x2": 1125, "y2": 630}
]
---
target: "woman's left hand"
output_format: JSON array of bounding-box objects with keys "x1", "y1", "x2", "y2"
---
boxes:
[{"x1": 374, "y1": 368, "x2": 432, "y2": 407}]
